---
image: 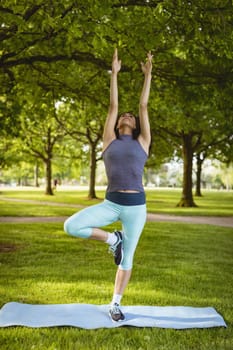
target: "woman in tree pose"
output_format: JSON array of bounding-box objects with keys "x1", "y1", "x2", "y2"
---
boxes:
[{"x1": 64, "y1": 48, "x2": 152, "y2": 322}]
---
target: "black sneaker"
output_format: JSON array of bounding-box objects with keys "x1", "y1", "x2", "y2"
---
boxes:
[
  {"x1": 109, "y1": 303, "x2": 125, "y2": 322},
  {"x1": 109, "y1": 231, "x2": 123, "y2": 265}
]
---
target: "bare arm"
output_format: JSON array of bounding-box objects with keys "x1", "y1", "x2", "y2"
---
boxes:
[
  {"x1": 103, "y1": 48, "x2": 121, "y2": 152},
  {"x1": 138, "y1": 51, "x2": 153, "y2": 154}
]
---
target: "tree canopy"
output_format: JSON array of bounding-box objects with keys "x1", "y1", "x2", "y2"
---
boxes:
[{"x1": 1, "y1": 0, "x2": 232, "y2": 200}]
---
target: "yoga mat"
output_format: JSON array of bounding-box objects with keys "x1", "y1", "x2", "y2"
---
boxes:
[{"x1": 0, "y1": 302, "x2": 227, "y2": 329}]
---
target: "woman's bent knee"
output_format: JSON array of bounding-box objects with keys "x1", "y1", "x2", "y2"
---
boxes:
[
  {"x1": 64, "y1": 218, "x2": 76, "y2": 236},
  {"x1": 64, "y1": 218, "x2": 72, "y2": 235},
  {"x1": 64, "y1": 217, "x2": 92, "y2": 238}
]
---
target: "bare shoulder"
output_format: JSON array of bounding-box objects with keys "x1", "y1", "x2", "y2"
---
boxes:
[
  {"x1": 137, "y1": 135, "x2": 150, "y2": 155},
  {"x1": 102, "y1": 136, "x2": 116, "y2": 153}
]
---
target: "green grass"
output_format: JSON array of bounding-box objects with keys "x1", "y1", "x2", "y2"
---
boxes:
[
  {"x1": 0, "y1": 188, "x2": 233, "y2": 216},
  {"x1": 0, "y1": 221, "x2": 232, "y2": 350},
  {"x1": 145, "y1": 189, "x2": 233, "y2": 216},
  {"x1": 0, "y1": 188, "x2": 232, "y2": 349}
]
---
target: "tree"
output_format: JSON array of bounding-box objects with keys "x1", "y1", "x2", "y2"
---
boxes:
[
  {"x1": 194, "y1": 81, "x2": 233, "y2": 196},
  {"x1": 18, "y1": 89, "x2": 66, "y2": 194},
  {"x1": 0, "y1": 1, "x2": 113, "y2": 196},
  {"x1": 149, "y1": 0, "x2": 233, "y2": 206},
  {"x1": 194, "y1": 133, "x2": 233, "y2": 196},
  {"x1": 55, "y1": 97, "x2": 106, "y2": 198},
  {"x1": 1, "y1": 0, "x2": 233, "y2": 203}
]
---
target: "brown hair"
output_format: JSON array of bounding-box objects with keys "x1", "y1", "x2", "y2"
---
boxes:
[{"x1": 114, "y1": 112, "x2": 141, "y2": 139}]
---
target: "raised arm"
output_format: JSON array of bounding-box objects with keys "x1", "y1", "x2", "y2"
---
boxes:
[
  {"x1": 138, "y1": 51, "x2": 153, "y2": 154},
  {"x1": 103, "y1": 48, "x2": 121, "y2": 152}
]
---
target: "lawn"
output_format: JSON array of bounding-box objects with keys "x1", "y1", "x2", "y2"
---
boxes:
[
  {"x1": 0, "y1": 187, "x2": 233, "y2": 216},
  {"x1": 0, "y1": 189, "x2": 232, "y2": 349}
]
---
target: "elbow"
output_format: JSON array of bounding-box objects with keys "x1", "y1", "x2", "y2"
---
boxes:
[
  {"x1": 109, "y1": 103, "x2": 118, "y2": 111},
  {"x1": 139, "y1": 102, "x2": 148, "y2": 110}
]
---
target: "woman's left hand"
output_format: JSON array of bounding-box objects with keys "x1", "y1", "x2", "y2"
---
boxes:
[{"x1": 141, "y1": 51, "x2": 153, "y2": 75}]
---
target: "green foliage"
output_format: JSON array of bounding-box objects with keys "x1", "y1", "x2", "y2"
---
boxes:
[{"x1": 1, "y1": 0, "x2": 233, "y2": 199}]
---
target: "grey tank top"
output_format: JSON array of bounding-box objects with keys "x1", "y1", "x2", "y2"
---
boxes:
[{"x1": 102, "y1": 135, "x2": 148, "y2": 192}]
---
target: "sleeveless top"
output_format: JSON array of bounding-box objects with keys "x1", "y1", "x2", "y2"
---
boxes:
[{"x1": 102, "y1": 135, "x2": 148, "y2": 193}]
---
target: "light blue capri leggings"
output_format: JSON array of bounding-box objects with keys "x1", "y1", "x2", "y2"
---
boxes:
[{"x1": 64, "y1": 199, "x2": 147, "y2": 270}]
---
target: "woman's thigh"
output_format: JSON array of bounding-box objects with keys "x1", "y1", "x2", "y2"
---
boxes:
[{"x1": 64, "y1": 200, "x2": 120, "y2": 238}]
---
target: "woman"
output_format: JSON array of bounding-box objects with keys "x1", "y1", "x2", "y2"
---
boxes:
[{"x1": 64, "y1": 48, "x2": 152, "y2": 322}]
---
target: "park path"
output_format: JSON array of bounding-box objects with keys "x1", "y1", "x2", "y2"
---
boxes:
[
  {"x1": 0, "y1": 197, "x2": 233, "y2": 228},
  {"x1": 0, "y1": 214, "x2": 233, "y2": 228}
]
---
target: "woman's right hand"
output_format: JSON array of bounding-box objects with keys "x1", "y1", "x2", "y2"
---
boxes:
[
  {"x1": 112, "y1": 48, "x2": 121, "y2": 74},
  {"x1": 141, "y1": 51, "x2": 153, "y2": 76}
]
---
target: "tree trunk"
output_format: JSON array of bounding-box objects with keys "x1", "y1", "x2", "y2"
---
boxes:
[
  {"x1": 45, "y1": 158, "x2": 53, "y2": 195},
  {"x1": 195, "y1": 153, "x2": 203, "y2": 197},
  {"x1": 88, "y1": 143, "x2": 97, "y2": 199},
  {"x1": 177, "y1": 133, "x2": 197, "y2": 207},
  {"x1": 44, "y1": 127, "x2": 54, "y2": 195},
  {"x1": 34, "y1": 162, "x2": 40, "y2": 187}
]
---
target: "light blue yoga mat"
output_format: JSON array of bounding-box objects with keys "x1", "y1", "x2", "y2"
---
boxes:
[{"x1": 0, "y1": 302, "x2": 226, "y2": 329}]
